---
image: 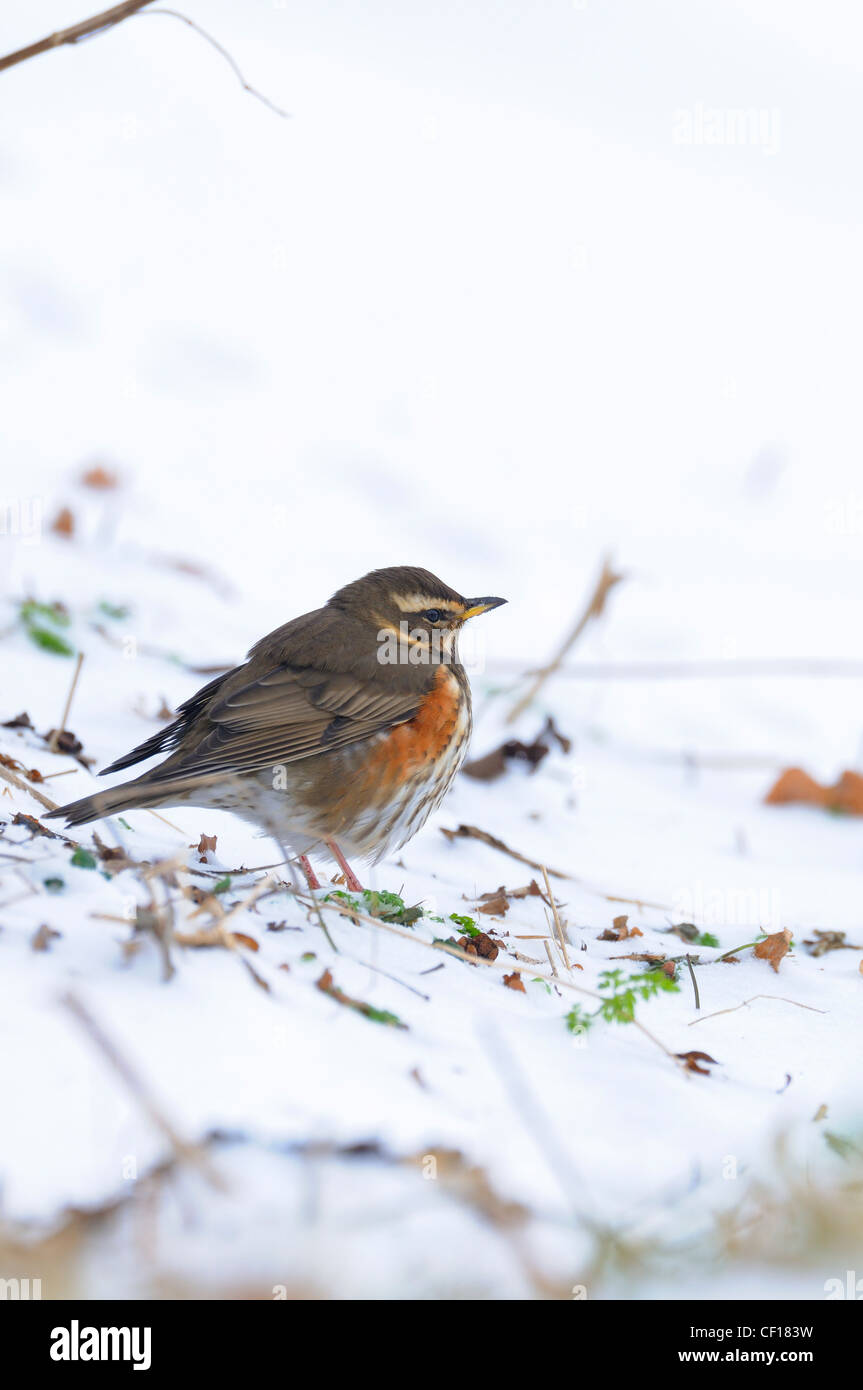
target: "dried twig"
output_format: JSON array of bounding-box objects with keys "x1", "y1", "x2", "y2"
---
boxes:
[
  {"x1": 505, "y1": 555, "x2": 624, "y2": 723},
  {"x1": 688, "y1": 995, "x2": 826, "y2": 1027},
  {"x1": 48, "y1": 652, "x2": 84, "y2": 754},
  {"x1": 140, "y1": 10, "x2": 290, "y2": 119},
  {"x1": 684, "y1": 953, "x2": 701, "y2": 1011},
  {"x1": 0, "y1": 0, "x2": 156, "y2": 73},
  {"x1": 0, "y1": 763, "x2": 58, "y2": 812},
  {"x1": 441, "y1": 822, "x2": 670, "y2": 910},
  {"x1": 542, "y1": 865, "x2": 571, "y2": 972}
]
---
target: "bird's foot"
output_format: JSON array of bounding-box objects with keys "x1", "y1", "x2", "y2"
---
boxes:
[
  {"x1": 325, "y1": 839, "x2": 364, "y2": 893},
  {"x1": 298, "y1": 854, "x2": 321, "y2": 891}
]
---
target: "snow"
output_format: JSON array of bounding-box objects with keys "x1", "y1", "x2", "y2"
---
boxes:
[{"x1": 1, "y1": 1, "x2": 862, "y2": 1299}]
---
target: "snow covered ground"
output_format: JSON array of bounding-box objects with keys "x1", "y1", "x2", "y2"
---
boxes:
[{"x1": 1, "y1": 1, "x2": 862, "y2": 1299}]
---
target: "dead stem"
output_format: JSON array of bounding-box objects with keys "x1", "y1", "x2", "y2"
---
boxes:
[
  {"x1": 505, "y1": 555, "x2": 624, "y2": 723},
  {"x1": 48, "y1": 652, "x2": 84, "y2": 754}
]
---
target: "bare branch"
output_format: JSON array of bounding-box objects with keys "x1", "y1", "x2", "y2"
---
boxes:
[
  {"x1": 0, "y1": 1, "x2": 156, "y2": 73},
  {"x1": 0, "y1": 2, "x2": 290, "y2": 120},
  {"x1": 505, "y1": 555, "x2": 624, "y2": 723},
  {"x1": 141, "y1": 10, "x2": 290, "y2": 119}
]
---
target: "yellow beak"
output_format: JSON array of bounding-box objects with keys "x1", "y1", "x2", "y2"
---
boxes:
[{"x1": 459, "y1": 596, "x2": 507, "y2": 622}]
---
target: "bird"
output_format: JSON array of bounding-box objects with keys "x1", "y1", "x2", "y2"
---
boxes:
[{"x1": 48, "y1": 566, "x2": 506, "y2": 890}]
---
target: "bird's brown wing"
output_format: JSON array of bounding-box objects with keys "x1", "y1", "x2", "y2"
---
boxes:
[{"x1": 143, "y1": 665, "x2": 424, "y2": 785}]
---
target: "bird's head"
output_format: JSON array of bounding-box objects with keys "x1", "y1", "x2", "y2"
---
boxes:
[{"x1": 329, "y1": 566, "x2": 506, "y2": 664}]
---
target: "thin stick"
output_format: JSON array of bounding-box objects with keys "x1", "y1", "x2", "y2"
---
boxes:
[
  {"x1": 0, "y1": 0, "x2": 156, "y2": 73},
  {"x1": 442, "y1": 822, "x2": 670, "y2": 910},
  {"x1": 543, "y1": 939, "x2": 559, "y2": 978},
  {"x1": 40, "y1": 767, "x2": 78, "y2": 779},
  {"x1": 688, "y1": 994, "x2": 826, "y2": 1026},
  {"x1": 0, "y1": 763, "x2": 58, "y2": 812},
  {"x1": 140, "y1": 10, "x2": 290, "y2": 119},
  {"x1": 144, "y1": 808, "x2": 186, "y2": 835},
  {"x1": 684, "y1": 954, "x2": 701, "y2": 1011},
  {"x1": 49, "y1": 652, "x2": 85, "y2": 754},
  {"x1": 506, "y1": 555, "x2": 623, "y2": 723},
  {"x1": 542, "y1": 865, "x2": 571, "y2": 972}
]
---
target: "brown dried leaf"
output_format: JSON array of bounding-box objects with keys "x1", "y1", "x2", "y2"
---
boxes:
[
  {"x1": 231, "y1": 932, "x2": 259, "y2": 953},
  {"x1": 462, "y1": 717, "x2": 573, "y2": 782},
  {"x1": 195, "y1": 832, "x2": 218, "y2": 863},
  {"x1": 2, "y1": 711, "x2": 33, "y2": 730},
  {"x1": 50, "y1": 507, "x2": 75, "y2": 537},
  {"x1": 81, "y1": 464, "x2": 119, "y2": 489},
  {"x1": 676, "y1": 1050, "x2": 720, "y2": 1076},
  {"x1": 753, "y1": 928, "x2": 793, "y2": 973},
  {"x1": 765, "y1": 766, "x2": 863, "y2": 816},
  {"x1": 32, "y1": 924, "x2": 61, "y2": 952},
  {"x1": 476, "y1": 886, "x2": 510, "y2": 917},
  {"x1": 503, "y1": 971, "x2": 526, "y2": 993},
  {"x1": 803, "y1": 930, "x2": 861, "y2": 957},
  {"x1": 598, "y1": 914, "x2": 643, "y2": 942},
  {"x1": 831, "y1": 771, "x2": 863, "y2": 815}
]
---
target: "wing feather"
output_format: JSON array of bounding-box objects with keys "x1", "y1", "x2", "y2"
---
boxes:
[{"x1": 145, "y1": 664, "x2": 423, "y2": 784}]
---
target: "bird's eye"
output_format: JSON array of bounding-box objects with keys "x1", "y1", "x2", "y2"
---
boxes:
[{"x1": 421, "y1": 609, "x2": 442, "y2": 623}]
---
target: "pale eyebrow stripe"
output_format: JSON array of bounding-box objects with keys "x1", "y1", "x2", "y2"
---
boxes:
[{"x1": 391, "y1": 593, "x2": 463, "y2": 613}]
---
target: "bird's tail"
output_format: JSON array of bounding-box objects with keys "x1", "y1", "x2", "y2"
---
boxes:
[{"x1": 46, "y1": 777, "x2": 184, "y2": 828}]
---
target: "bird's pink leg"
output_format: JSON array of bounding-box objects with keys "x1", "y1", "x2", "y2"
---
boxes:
[
  {"x1": 298, "y1": 854, "x2": 321, "y2": 891},
  {"x1": 325, "y1": 839, "x2": 364, "y2": 892}
]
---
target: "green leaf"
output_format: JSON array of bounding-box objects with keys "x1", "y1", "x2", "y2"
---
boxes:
[
  {"x1": 212, "y1": 875, "x2": 232, "y2": 893},
  {"x1": 27, "y1": 625, "x2": 75, "y2": 657},
  {"x1": 449, "y1": 913, "x2": 479, "y2": 935},
  {"x1": 696, "y1": 931, "x2": 720, "y2": 948},
  {"x1": 365, "y1": 1006, "x2": 405, "y2": 1028},
  {"x1": 43, "y1": 876, "x2": 65, "y2": 893},
  {"x1": 98, "y1": 600, "x2": 131, "y2": 620},
  {"x1": 70, "y1": 847, "x2": 97, "y2": 869},
  {"x1": 19, "y1": 600, "x2": 70, "y2": 628},
  {"x1": 565, "y1": 1005, "x2": 593, "y2": 1034}
]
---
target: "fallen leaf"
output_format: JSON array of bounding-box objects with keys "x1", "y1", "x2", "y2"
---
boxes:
[
  {"x1": 81, "y1": 464, "x2": 119, "y2": 489},
  {"x1": 32, "y1": 924, "x2": 61, "y2": 952},
  {"x1": 0, "y1": 752, "x2": 44, "y2": 783},
  {"x1": 509, "y1": 880, "x2": 545, "y2": 900},
  {"x1": 753, "y1": 928, "x2": 793, "y2": 973},
  {"x1": 676, "y1": 1050, "x2": 720, "y2": 1076},
  {"x1": 765, "y1": 766, "x2": 863, "y2": 815},
  {"x1": 476, "y1": 886, "x2": 510, "y2": 917},
  {"x1": 231, "y1": 932, "x2": 259, "y2": 953},
  {"x1": 832, "y1": 771, "x2": 863, "y2": 814},
  {"x1": 2, "y1": 711, "x2": 33, "y2": 729},
  {"x1": 598, "y1": 914, "x2": 643, "y2": 942},
  {"x1": 51, "y1": 507, "x2": 75, "y2": 537},
  {"x1": 195, "y1": 832, "x2": 218, "y2": 862},
  {"x1": 503, "y1": 971, "x2": 526, "y2": 992},
  {"x1": 803, "y1": 930, "x2": 861, "y2": 957},
  {"x1": 462, "y1": 717, "x2": 573, "y2": 781}
]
